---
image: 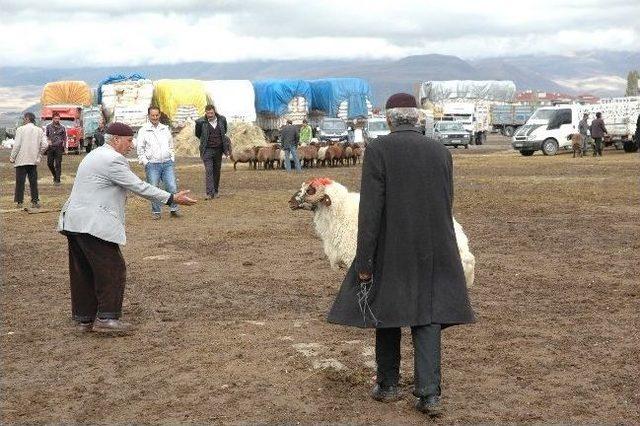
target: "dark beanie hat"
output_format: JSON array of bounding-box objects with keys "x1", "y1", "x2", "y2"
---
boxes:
[
  {"x1": 385, "y1": 93, "x2": 418, "y2": 109},
  {"x1": 106, "y1": 122, "x2": 134, "y2": 137}
]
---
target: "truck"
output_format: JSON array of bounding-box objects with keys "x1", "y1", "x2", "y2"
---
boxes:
[
  {"x1": 511, "y1": 97, "x2": 640, "y2": 156},
  {"x1": 490, "y1": 104, "x2": 535, "y2": 137},
  {"x1": 419, "y1": 80, "x2": 517, "y2": 145},
  {"x1": 308, "y1": 78, "x2": 373, "y2": 127},
  {"x1": 253, "y1": 79, "x2": 312, "y2": 142},
  {"x1": 41, "y1": 105, "x2": 104, "y2": 154}
]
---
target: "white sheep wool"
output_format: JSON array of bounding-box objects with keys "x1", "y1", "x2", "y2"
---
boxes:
[{"x1": 296, "y1": 178, "x2": 475, "y2": 287}]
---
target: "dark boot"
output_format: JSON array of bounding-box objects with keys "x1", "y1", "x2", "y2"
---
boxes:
[
  {"x1": 415, "y1": 395, "x2": 442, "y2": 416},
  {"x1": 370, "y1": 384, "x2": 400, "y2": 402}
]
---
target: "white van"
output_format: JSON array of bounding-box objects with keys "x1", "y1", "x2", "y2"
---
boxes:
[
  {"x1": 512, "y1": 98, "x2": 640, "y2": 156},
  {"x1": 364, "y1": 118, "x2": 390, "y2": 142}
]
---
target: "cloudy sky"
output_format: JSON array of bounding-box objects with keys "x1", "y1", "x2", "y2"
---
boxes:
[{"x1": 1, "y1": 0, "x2": 638, "y2": 67}]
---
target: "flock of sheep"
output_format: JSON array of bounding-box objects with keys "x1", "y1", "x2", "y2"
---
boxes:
[{"x1": 230, "y1": 142, "x2": 365, "y2": 170}]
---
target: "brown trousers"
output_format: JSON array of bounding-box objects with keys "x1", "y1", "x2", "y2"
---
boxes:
[{"x1": 66, "y1": 233, "x2": 126, "y2": 322}]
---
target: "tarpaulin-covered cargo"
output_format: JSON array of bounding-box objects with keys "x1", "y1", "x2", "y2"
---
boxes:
[
  {"x1": 309, "y1": 78, "x2": 372, "y2": 120},
  {"x1": 253, "y1": 79, "x2": 311, "y2": 130},
  {"x1": 41, "y1": 81, "x2": 92, "y2": 106},
  {"x1": 97, "y1": 73, "x2": 148, "y2": 104},
  {"x1": 100, "y1": 74, "x2": 154, "y2": 129},
  {"x1": 152, "y1": 79, "x2": 208, "y2": 127},
  {"x1": 419, "y1": 80, "x2": 516, "y2": 104},
  {"x1": 203, "y1": 80, "x2": 256, "y2": 123}
]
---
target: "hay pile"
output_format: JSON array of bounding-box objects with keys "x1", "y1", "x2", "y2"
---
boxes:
[
  {"x1": 174, "y1": 121, "x2": 200, "y2": 157},
  {"x1": 228, "y1": 122, "x2": 267, "y2": 157}
]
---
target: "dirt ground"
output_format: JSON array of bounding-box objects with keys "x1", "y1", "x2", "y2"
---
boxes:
[{"x1": 1, "y1": 136, "x2": 639, "y2": 424}]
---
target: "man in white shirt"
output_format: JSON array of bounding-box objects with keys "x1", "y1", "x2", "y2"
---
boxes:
[{"x1": 136, "y1": 106, "x2": 180, "y2": 219}]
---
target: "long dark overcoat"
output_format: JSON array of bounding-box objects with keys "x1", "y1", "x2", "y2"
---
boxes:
[{"x1": 327, "y1": 125, "x2": 475, "y2": 329}]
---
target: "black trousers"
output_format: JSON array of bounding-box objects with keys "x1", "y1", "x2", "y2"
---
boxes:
[
  {"x1": 47, "y1": 146, "x2": 63, "y2": 182},
  {"x1": 376, "y1": 324, "x2": 441, "y2": 397},
  {"x1": 66, "y1": 233, "x2": 126, "y2": 322},
  {"x1": 14, "y1": 165, "x2": 39, "y2": 204},
  {"x1": 202, "y1": 146, "x2": 223, "y2": 196}
]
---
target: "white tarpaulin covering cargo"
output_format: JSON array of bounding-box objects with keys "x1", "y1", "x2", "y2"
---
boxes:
[
  {"x1": 256, "y1": 97, "x2": 309, "y2": 130},
  {"x1": 101, "y1": 79, "x2": 154, "y2": 129},
  {"x1": 420, "y1": 80, "x2": 516, "y2": 103},
  {"x1": 203, "y1": 80, "x2": 256, "y2": 123}
]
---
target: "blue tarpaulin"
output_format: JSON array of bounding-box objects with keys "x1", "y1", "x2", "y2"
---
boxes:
[
  {"x1": 309, "y1": 78, "x2": 372, "y2": 119},
  {"x1": 97, "y1": 73, "x2": 148, "y2": 104},
  {"x1": 252, "y1": 79, "x2": 312, "y2": 116}
]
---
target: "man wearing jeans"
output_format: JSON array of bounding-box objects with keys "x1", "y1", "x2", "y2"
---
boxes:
[
  {"x1": 280, "y1": 120, "x2": 301, "y2": 172},
  {"x1": 136, "y1": 107, "x2": 180, "y2": 219}
]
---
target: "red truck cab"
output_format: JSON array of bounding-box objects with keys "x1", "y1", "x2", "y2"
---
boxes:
[{"x1": 41, "y1": 105, "x2": 83, "y2": 154}]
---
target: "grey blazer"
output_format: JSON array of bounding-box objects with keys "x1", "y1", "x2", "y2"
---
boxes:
[{"x1": 57, "y1": 144, "x2": 171, "y2": 245}]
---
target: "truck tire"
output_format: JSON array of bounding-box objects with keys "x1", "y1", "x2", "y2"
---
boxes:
[
  {"x1": 504, "y1": 126, "x2": 515, "y2": 137},
  {"x1": 623, "y1": 140, "x2": 639, "y2": 153},
  {"x1": 520, "y1": 150, "x2": 534, "y2": 156},
  {"x1": 541, "y1": 138, "x2": 558, "y2": 156}
]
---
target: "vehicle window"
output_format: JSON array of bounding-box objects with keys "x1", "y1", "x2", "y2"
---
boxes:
[
  {"x1": 547, "y1": 109, "x2": 572, "y2": 130},
  {"x1": 530, "y1": 109, "x2": 556, "y2": 121},
  {"x1": 437, "y1": 122, "x2": 465, "y2": 131},
  {"x1": 368, "y1": 121, "x2": 388, "y2": 131},
  {"x1": 322, "y1": 120, "x2": 346, "y2": 132}
]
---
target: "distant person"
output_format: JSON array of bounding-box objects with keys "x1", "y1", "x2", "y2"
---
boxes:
[
  {"x1": 93, "y1": 118, "x2": 106, "y2": 147},
  {"x1": 136, "y1": 107, "x2": 180, "y2": 219},
  {"x1": 280, "y1": 119, "x2": 301, "y2": 172},
  {"x1": 354, "y1": 125, "x2": 364, "y2": 143},
  {"x1": 45, "y1": 112, "x2": 67, "y2": 185},
  {"x1": 57, "y1": 122, "x2": 196, "y2": 334},
  {"x1": 589, "y1": 112, "x2": 607, "y2": 156},
  {"x1": 347, "y1": 125, "x2": 355, "y2": 143},
  {"x1": 578, "y1": 113, "x2": 590, "y2": 156},
  {"x1": 195, "y1": 105, "x2": 230, "y2": 199},
  {"x1": 9, "y1": 112, "x2": 48, "y2": 209},
  {"x1": 299, "y1": 119, "x2": 312, "y2": 145}
]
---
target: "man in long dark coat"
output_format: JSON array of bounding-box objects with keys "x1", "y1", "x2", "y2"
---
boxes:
[{"x1": 328, "y1": 93, "x2": 475, "y2": 416}]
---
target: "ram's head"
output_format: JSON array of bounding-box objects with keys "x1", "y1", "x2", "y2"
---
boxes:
[{"x1": 289, "y1": 178, "x2": 333, "y2": 211}]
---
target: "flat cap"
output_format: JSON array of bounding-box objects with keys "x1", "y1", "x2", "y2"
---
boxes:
[
  {"x1": 106, "y1": 122, "x2": 134, "y2": 137},
  {"x1": 385, "y1": 93, "x2": 418, "y2": 109}
]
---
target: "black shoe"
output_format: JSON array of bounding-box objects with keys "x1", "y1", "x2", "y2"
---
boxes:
[
  {"x1": 370, "y1": 384, "x2": 400, "y2": 402},
  {"x1": 53, "y1": 181, "x2": 61, "y2": 186},
  {"x1": 170, "y1": 211, "x2": 182, "y2": 218},
  {"x1": 415, "y1": 395, "x2": 442, "y2": 416},
  {"x1": 213, "y1": 191, "x2": 220, "y2": 198}
]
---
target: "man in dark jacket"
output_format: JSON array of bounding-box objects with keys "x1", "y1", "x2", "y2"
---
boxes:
[
  {"x1": 328, "y1": 93, "x2": 475, "y2": 416},
  {"x1": 45, "y1": 112, "x2": 67, "y2": 185},
  {"x1": 279, "y1": 120, "x2": 301, "y2": 172},
  {"x1": 195, "y1": 105, "x2": 230, "y2": 199},
  {"x1": 589, "y1": 112, "x2": 607, "y2": 156}
]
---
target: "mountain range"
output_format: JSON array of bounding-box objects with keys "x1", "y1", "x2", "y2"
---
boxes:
[{"x1": 1, "y1": 50, "x2": 638, "y2": 119}]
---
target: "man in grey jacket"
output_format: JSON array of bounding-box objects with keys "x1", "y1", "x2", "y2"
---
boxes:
[
  {"x1": 589, "y1": 112, "x2": 607, "y2": 156},
  {"x1": 58, "y1": 122, "x2": 196, "y2": 334},
  {"x1": 10, "y1": 112, "x2": 49, "y2": 209}
]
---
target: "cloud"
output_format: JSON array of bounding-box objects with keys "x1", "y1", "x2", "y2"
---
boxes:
[{"x1": 0, "y1": 0, "x2": 638, "y2": 67}]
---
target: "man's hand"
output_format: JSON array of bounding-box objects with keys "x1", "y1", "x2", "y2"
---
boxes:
[
  {"x1": 358, "y1": 271, "x2": 372, "y2": 283},
  {"x1": 173, "y1": 190, "x2": 197, "y2": 205},
  {"x1": 9, "y1": 158, "x2": 15, "y2": 163}
]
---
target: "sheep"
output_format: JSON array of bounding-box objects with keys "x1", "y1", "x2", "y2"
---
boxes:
[
  {"x1": 256, "y1": 144, "x2": 281, "y2": 170},
  {"x1": 352, "y1": 144, "x2": 364, "y2": 165},
  {"x1": 298, "y1": 144, "x2": 319, "y2": 168},
  {"x1": 231, "y1": 147, "x2": 259, "y2": 170},
  {"x1": 326, "y1": 143, "x2": 343, "y2": 167},
  {"x1": 567, "y1": 133, "x2": 584, "y2": 158},
  {"x1": 317, "y1": 146, "x2": 330, "y2": 167},
  {"x1": 289, "y1": 178, "x2": 475, "y2": 287}
]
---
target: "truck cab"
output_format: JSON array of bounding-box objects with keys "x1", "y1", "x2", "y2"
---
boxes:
[
  {"x1": 318, "y1": 118, "x2": 348, "y2": 143},
  {"x1": 511, "y1": 106, "x2": 577, "y2": 156},
  {"x1": 41, "y1": 105, "x2": 83, "y2": 154},
  {"x1": 364, "y1": 118, "x2": 390, "y2": 142}
]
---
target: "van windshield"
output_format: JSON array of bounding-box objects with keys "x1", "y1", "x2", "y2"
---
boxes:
[
  {"x1": 322, "y1": 120, "x2": 346, "y2": 132},
  {"x1": 437, "y1": 122, "x2": 465, "y2": 131},
  {"x1": 368, "y1": 121, "x2": 388, "y2": 131},
  {"x1": 529, "y1": 109, "x2": 556, "y2": 121}
]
